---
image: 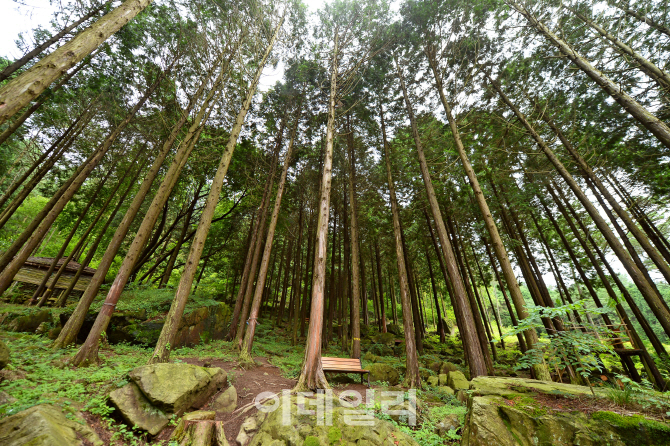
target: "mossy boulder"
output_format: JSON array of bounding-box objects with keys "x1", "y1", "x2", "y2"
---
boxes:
[
  {"x1": 128, "y1": 363, "x2": 226, "y2": 415},
  {"x1": 249, "y1": 394, "x2": 419, "y2": 446},
  {"x1": 368, "y1": 363, "x2": 400, "y2": 385},
  {"x1": 439, "y1": 362, "x2": 459, "y2": 375},
  {"x1": 0, "y1": 404, "x2": 102, "y2": 445},
  {"x1": 447, "y1": 371, "x2": 469, "y2": 391},
  {"x1": 461, "y1": 377, "x2": 670, "y2": 446},
  {"x1": 212, "y1": 385, "x2": 237, "y2": 413},
  {"x1": 0, "y1": 339, "x2": 9, "y2": 370},
  {"x1": 362, "y1": 352, "x2": 382, "y2": 363},
  {"x1": 109, "y1": 382, "x2": 170, "y2": 435},
  {"x1": 374, "y1": 332, "x2": 396, "y2": 346},
  {"x1": 427, "y1": 376, "x2": 439, "y2": 387},
  {"x1": 0, "y1": 308, "x2": 52, "y2": 333}
]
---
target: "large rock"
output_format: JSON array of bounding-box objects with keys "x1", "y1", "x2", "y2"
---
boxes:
[
  {"x1": 0, "y1": 404, "x2": 102, "y2": 445},
  {"x1": 368, "y1": 363, "x2": 400, "y2": 386},
  {"x1": 447, "y1": 370, "x2": 469, "y2": 391},
  {"x1": 0, "y1": 309, "x2": 51, "y2": 333},
  {"x1": 212, "y1": 385, "x2": 237, "y2": 413},
  {"x1": 129, "y1": 363, "x2": 226, "y2": 415},
  {"x1": 109, "y1": 382, "x2": 170, "y2": 435},
  {"x1": 249, "y1": 394, "x2": 419, "y2": 446},
  {"x1": 462, "y1": 377, "x2": 670, "y2": 446},
  {"x1": 0, "y1": 339, "x2": 9, "y2": 370}
]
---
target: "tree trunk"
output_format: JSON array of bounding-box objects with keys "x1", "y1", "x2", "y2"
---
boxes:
[
  {"x1": 63, "y1": 61, "x2": 224, "y2": 358},
  {"x1": 53, "y1": 158, "x2": 144, "y2": 308},
  {"x1": 395, "y1": 56, "x2": 487, "y2": 378},
  {"x1": 294, "y1": 29, "x2": 339, "y2": 392},
  {"x1": 569, "y1": 7, "x2": 670, "y2": 92},
  {"x1": 608, "y1": 1, "x2": 670, "y2": 37},
  {"x1": 235, "y1": 129, "x2": 284, "y2": 347},
  {"x1": 380, "y1": 100, "x2": 421, "y2": 388},
  {"x1": 427, "y1": 49, "x2": 549, "y2": 378},
  {"x1": 0, "y1": 0, "x2": 154, "y2": 125},
  {"x1": 149, "y1": 16, "x2": 284, "y2": 364},
  {"x1": 537, "y1": 106, "x2": 670, "y2": 286},
  {"x1": 345, "y1": 113, "x2": 362, "y2": 359},
  {"x1": 32, "y1": 169, "x2": 112, "y2": 305},
  {"x1": 238, "y1": 112, "x2": 295, "y2": 361}
]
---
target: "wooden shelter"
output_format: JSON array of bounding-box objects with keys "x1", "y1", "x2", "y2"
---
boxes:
[{"x1": 13, "y1": 256, "x2": 96, "y2": 292}]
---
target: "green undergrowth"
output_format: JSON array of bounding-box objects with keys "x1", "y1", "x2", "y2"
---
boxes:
[
  {"x1": 89, "y1": 286, "x2": 220, "y2": 319},
  {"x1": 370, "y1": 388, "x2": 466, "y2": 445}
]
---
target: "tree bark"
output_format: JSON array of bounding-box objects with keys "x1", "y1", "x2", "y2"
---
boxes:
[
  {"x1": 294, "y1": 29, "x2": 339, "y2": 392},
  {"x1": 0, "y1": 68, "x2": 167, "y2": 297},
  {"x1": 427, "y1": 49, "x2": 549, "y2": 378},
  {"x1": 63, "y1": 62, "x2": 223, "y2": 357},
  {"x1": 380, "y1": 100, "x2": 421, "y2": 387},
  {"x1": 489, "y1": 76, "x2": 670, "y2": 340}
]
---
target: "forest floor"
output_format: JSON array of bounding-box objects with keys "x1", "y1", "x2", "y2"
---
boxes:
[
  {"x1": 1, "y1": 318, "x2": 465, "y2": 445},
  {"x1": 2, "y1": 297, "x2": 669, "y2": 445}
]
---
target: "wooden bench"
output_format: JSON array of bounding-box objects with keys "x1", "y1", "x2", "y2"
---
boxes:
[{"x1": 322, "y1": 357, "x2": 370, "y2": 387}]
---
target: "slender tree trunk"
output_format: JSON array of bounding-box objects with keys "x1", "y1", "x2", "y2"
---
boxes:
[
  {"x1": 0, "y1": 105, "x2": 95, "y2": 230},
  {"x1": 149, "y1": 17, "x2": 284, "y2": 364},
  {"x1": 0, "y1": 0, "x2": 154, "y2": 125},
  {"x1": 294, "y1": 29, "x2": 339, "y2": 391},
  {"x1": 484, "y1": 240, "x2": 527, "y2": 352},
  {"x1": 395, "y1": 56, "x2": 487, "y2": 378},
  {"x1": 32, "y1": 170, "x2": 112, "y2": 305},
  {"x1": 235, "y1": 127, "x2": 284, "y2": 347},
  {"x1": 537, "y1": 106, "x2": 670, "y2": 286},
  {"x1": 54, "y1": 159, "x2": 144, "y2": 307},
  {"x1": 159, "y1": 184, "x2": 202, "y2": 288},
  {"x1": 380, "y1": 100, "x2": 420, "y2": 387},
  {"x1": 0, "y1": 51, "x2": 98, "y2": 146},
  {"x1": 427, "y1": 50, "x2": 549, "y2": 378},
  {"x1": 608, "y1": 1, "x2": 670, "y2": 37},
  {"x1": 569, "y1": 7, "x2": 670, "y2": 92},
  {"x1": 375, "y1": 240, "x2": 387, "y2": 333},
  {"x1": 426, "y1": 246, "x2": 445, "y2": 342},
  {"x1": 505, "y1": 0, "x2": 670, "y2": 148},
  {"x1": 345, "y1": 113, "x2": 362, "y2": 358}
]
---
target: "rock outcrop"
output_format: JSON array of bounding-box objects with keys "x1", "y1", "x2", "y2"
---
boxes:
[
  {"x1": 248, "y1": 394, "x2": 419, "y2": 446},
  {"x1": 110, "y1": 363, "x2": 227, "y2": 435},
  {"x1": 0, "y1": 308, "x2": 51, "y2": 333},
  {"x1": 212, "y1": 385, "x2": 237, "y2": 413},
  {"x1": 461, "y1": 376, "x2": 670, "y2": 446},
  {"x1": 367, "y1": 363, "x2": 400, "y2": 386},
  {"x1": 0, "y1": 404, "x2": 102, "y2": 446}
]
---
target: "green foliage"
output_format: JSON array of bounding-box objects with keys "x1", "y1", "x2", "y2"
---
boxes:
[{"x1": 504, "y1": 300, "x2": 615, "y2": 382}]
